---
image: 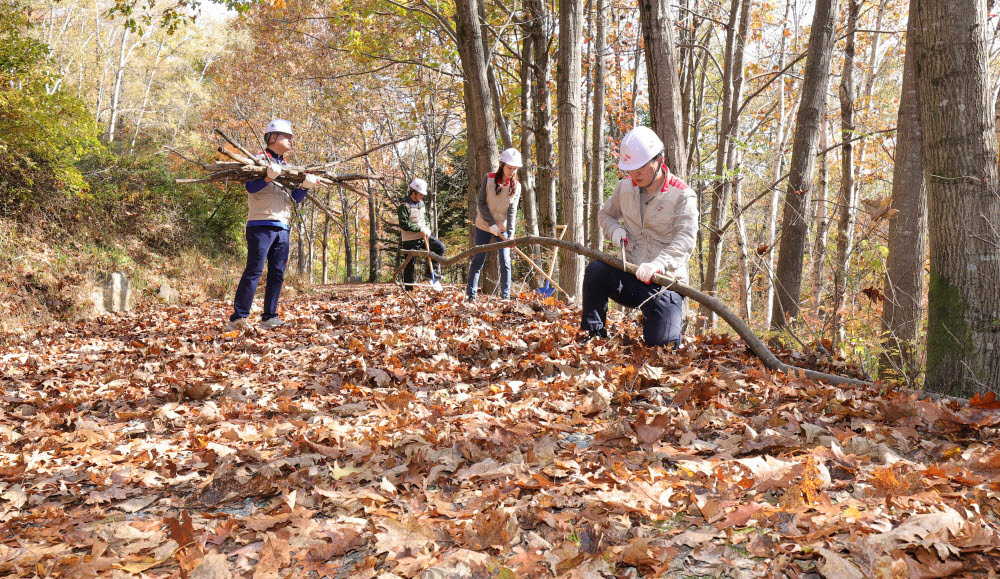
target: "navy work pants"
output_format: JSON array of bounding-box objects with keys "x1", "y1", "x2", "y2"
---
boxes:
[
  {"x1": 580, "y1": 260, "x2": 684, "y2": 347},
  {"x1": 231, "y1": 225, "x2": 289, "y2": 322},
  {"x1": 402, "y1": 236, "x2": 446, "y2": 291}
]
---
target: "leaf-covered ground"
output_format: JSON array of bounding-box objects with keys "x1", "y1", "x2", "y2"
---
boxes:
[{"x1": 2, "y1": 284, "x2": 1000, "y2": 578}]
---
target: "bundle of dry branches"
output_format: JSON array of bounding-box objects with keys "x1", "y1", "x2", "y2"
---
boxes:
[{"x1": 169, "y1": 129, "x2": 387, "y2": 218}]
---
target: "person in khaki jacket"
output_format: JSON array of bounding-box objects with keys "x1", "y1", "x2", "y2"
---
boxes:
[
  {"x1": 226, "y1": 119, "x2": 318, "y2": 331},
  {"x1": 580, "y1": 126, "x2": 698, "y2": 347},
  {"x1": 466, "y1": 148, "x2": 523, "y2": 301}
]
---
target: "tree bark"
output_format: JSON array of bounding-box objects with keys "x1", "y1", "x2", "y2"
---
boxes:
[
  {"x1": 831, "y1": 0, "x2": 859, "y2": 352},
  {"x1": 589, "y1": 0, "x2": 607, "y2": 252},
  {"x1": 557, "y1": 0, "x2": 586, "y2": 299},
  {"x1": 637, "y1": 0, "x2": 687, "y2": 173},
  {"x1": 914, "y1": 0, "x2": 1000, "y2": 397},
  {"x1": 879, "y1": 1, "x2": 926, "y2": 383},
  {"x1": 770, "y1": 0, "x2": 839, "y2": 330},
  {"x1": 699, "y1": 0, "x2": 750, "y2": 332},
  {"x1": 519, "y1": 30, "x2": 540, "y2": 260},
  {"x1": 811, "y1": 118, "x2": 831, "y2": 309},
  {"x1": 526, "y1": 0, "x2": 556, "y2": 237}
]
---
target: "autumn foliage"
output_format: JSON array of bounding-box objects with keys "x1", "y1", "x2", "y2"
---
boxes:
[{"x1": 2, "y1": 285, "x2": 999, "y2": 576}]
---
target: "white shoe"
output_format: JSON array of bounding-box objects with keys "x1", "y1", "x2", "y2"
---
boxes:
[
  {"x1": 259, "y1": 317, "x2": 285, "y2": 329},
  {"x1": 224, "y1": 318, "x2": 247, "y2": 332}
]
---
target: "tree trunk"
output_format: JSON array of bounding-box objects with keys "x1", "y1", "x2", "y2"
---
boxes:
[
  {"x1": 456, "y1": 0, "x2": 500, "y2": 295},
  {"x1": 637, "y1": 0, "x2": 687, "y2": 173},
  {"x1": 519, "y1": 30, "x2": 540, "y2": 259},
  {"x1": 129, "y1": 36, "x2": 164, "y2": 154},
  {"x1": 367, "y1": 181, "x2": 380, "y2": 283},
  {"x1": 589, "y1": 0, "x2": 607, "y2": 252},
  {"x1": 526, "y1": 0, "x2": 556, "y2": 237},
  {"x1": 831, "y1": 0, "x2": 859, "y2": 352},
  {"x1": 770, "y1": 0, "x2": 839, "y2": 330},
  {"x1": 763, "y1": 0, "x2": 794, "y2": 330},
  {"x1": 342, "y1": 194, "x2": 353, "y2": 281},
  {"x1": 880, "y1": 1, "x2": 926, "y2": 383},
  {"x1": 914, "y1": 0, "x2": 1000, "y2": 397},
  {"x1": 106, "y1": 26, "x2": 128, "y2": 143},
  {"x1": 699, "y1": 0, "x2": 750, "y2": 332},
  {"x1": 811, "y1": 119, "x2": 831, "y2": 309},
  {"x1": 322, "y1": 189, "x2": 331, "y2": 284},
  {"x1": 731, "y1": 154, "x2": 751, "y2": 321},
  {"x1": 557, "y1": 0, "x2": 585, "y2": 299},
  {"x1": 478, "y1": 0, "x2": 513, "y2": 150}
]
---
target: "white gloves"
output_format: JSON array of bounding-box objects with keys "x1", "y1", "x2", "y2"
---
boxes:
[
  {"x1": 489, "y1": 224, "x2": 501, "y2": 237},
  {"x1": 301, "y1": 174, "x2": 319, "y2": 190},
  {"x1": 420, "y1": 227, "x2": 431, "y2": 237},
  {"x1": 611, "y1": 228, "x2": 628, "y2": 248},
  {"x1": 266, "y1": 163, "x2": 282, "y2": 180},
  {"x1": 636, "y1": 262, "x2": 661, "y2": 284}
]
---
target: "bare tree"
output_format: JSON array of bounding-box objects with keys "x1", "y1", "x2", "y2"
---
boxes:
[
  {"x1": 637, "y1": 0, "x2": 687, "y2": 173},
  {"x1": 770, "y1": 0, "x2": 839, "y2": 330},
  {"x1": 589, "y1": 0, "x2": 608, "y2": 252},
  {"x1": 880, "y1": 0, "x2": 926, "y2": 383},
  {"x1": 557, "y1": 0, "x2": 586, "y2": 298}
]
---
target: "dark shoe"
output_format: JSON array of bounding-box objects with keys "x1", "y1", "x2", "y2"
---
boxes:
[{"x1": 582, "y1": 328, "x2": 608, "y2": 343}]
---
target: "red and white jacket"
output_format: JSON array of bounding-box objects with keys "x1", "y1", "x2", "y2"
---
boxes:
[{"x1": 599, "y1": 169, "x2": 699, "y2": 283}]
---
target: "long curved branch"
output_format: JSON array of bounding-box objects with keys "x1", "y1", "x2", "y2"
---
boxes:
[{"x1": 404, "y1": 236, "x2": 872, "y2": 387}]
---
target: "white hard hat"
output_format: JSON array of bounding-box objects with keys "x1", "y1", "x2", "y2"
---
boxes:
[
  {"x1": 499, "y1": 148, "x2": 523, "y2": 168},
  {"x1": 409, "y1": 178, "x2": 428, "y2": 195},
  {"x1": 265, "y1": 119, "x2": 293, "y2": 136},
  {"x1": 618, "y1": 126, "x2": 663, "y2": 171}
]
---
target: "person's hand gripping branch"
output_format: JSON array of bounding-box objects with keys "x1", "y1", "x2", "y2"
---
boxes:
[
  {"x1": 611, "y1": 228, "x2": 628, "y2": 248},
  {"x1": 635, "y1": 262, "x2": 661, "y2": 284},
  {"x1": 266, "y1": 162, "x2": 282, "y2": 181}
]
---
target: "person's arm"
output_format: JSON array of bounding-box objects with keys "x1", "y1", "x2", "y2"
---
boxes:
[
  {"x1": 504, "y1": 183, "x2": 520, "y2": 236},
  {"x1": 651, "y1": 190, "x2": 699, "y2": 274},
  {"x1": 477, "y1": 175, "x2": 497, "y2": 228},
  {"x1": 290, "y1": 187, "x2": 308, "y2": 203},
  {"x1": 246, "y1": 178, "x2": 268, "y2": 194},
  {"x1": 397, "y1": 203, "x2": 422, "y2": 232},
  {"x1": 598, "y1": 182, "x2": 626, "y2": 241}
]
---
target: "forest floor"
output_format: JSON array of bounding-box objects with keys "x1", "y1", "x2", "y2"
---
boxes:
[{"x1": 2, "y1": 283, "x2": 1000, "y2": 578}]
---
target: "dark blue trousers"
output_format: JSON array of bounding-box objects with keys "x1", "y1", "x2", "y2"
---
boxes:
[
  {"x1": 580, "y1": 260, "x2": 684, "y2": 347},
  {"x1": 401, "y1": 236, "x2": 446, "y2": 291},
  {"x1": 231, "y1": 225, "x2": 289, "y2": 322},
  {"x1": 467, "y1": 228, "x2": 512, "y2": 299}
]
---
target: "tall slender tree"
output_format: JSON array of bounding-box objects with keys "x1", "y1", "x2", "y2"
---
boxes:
[
  {"x1": 637, "y1": 0, "x2": 687, "y2": 173},
  {"x1": 557, "y1": 0, "x2": 585, "y2": 298},
  {"x1": 880, "y1": 0, "x2": 926, "y2": 383},
  {"x1": 589, "y1": 0, "x2": 607, "y2": 251},
  {"x1": 770, "y1": 0, "x2": 839, "y2": 330}
]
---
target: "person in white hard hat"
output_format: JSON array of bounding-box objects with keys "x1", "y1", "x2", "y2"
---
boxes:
[
  {"x1": 226, "y1": 119, "x2": 319, "y2": 331},
  {"x1": 580, "y1": 126, "x2": 698, "y2": 347},
  {"x1": 398, "y1": 177, "x2": 446, "y2": 291},
  {"x1": 466, "y1": 148, "x2": 523, "y2": 301}
]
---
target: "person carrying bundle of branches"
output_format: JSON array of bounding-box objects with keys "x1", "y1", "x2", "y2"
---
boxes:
[{"x1": 225, "y1": 119, "x2": 318, "y2": 331}]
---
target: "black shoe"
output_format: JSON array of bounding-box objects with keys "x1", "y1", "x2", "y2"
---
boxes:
[{"x1": 582, "y1": 328, "x2": 608, "y2": 343}]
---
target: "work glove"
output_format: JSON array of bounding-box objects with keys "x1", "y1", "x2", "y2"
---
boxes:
[
  {"x1": 636, "y1": 262, "x2": 661, "y2": 284},
  {"x1": 301, "y1": 174, "x2": 319, "y2": 190},
  {"x1": 611, "y1": 228, "x2": 628, "y2": 248},
  {"x1": 266, "y1": 163, "x2": 282, "y2": 180},
  {"x1": 489, "y1": 224, "x2": 501, "y2": 237},
  {"x1": 420, "y1": 227, "x2": 431, "y2": 237}
]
